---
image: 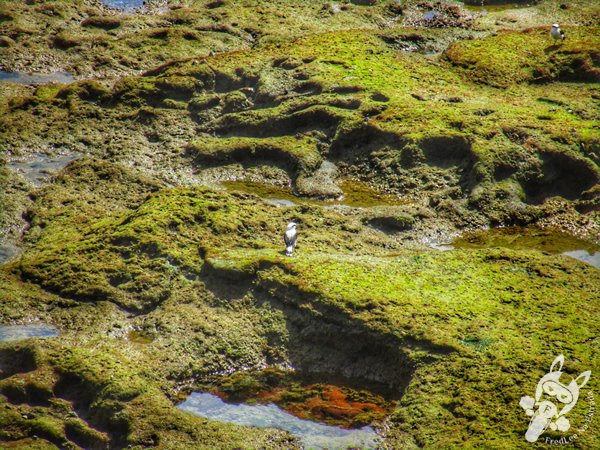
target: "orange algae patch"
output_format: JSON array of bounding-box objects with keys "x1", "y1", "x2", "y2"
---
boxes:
[{"x1": 286, "y1": 385, "x2": 388, "y2": 428}]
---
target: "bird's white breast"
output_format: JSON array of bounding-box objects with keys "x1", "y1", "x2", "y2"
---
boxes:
[
  {"x1": 550, "y1": 27, "x2": 562, "y2": 39},
  {"x1": 285, "y1": 229, "x2": 296, "y2": 240}
]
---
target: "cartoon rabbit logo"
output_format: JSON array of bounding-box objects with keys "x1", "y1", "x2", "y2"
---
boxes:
[{"x1": 520, "y1": 355, "x2": 591, "y2": 443}]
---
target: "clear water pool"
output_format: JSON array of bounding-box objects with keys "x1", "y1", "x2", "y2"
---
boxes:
[
  {"x1": 178, "y1": 392, "x2": 382, "y2": 449},
  {"x1": 0, "y1": 71, "x2": 74, "y2": 85},
  {"x1": 0, "y1": 324, "x2": 59, "y2": 342},
  {"x1": 102, "y1": 0, "x2": 145, "y2": 10},
  {"x1": 9, "y1": 153, "x2": 80, "y2": 186},
  {"x1": 562, "y1": 250, "x2": 600, "y2": 269}
]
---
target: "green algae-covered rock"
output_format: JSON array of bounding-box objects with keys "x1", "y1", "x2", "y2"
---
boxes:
[
  {"x1": 1, "y1": 1, "x2": 599, "y2": 448},
  {"x1": 2, "y1": 178, "x2": 598, "y2": 448}
]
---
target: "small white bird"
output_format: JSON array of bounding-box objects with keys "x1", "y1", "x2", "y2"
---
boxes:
[
  {"x1": 284, "y1": 222, "x2": 297, "y2": 256},
  {"x1": 550, "y1": 24, "x2": 565, "y2": 42}
]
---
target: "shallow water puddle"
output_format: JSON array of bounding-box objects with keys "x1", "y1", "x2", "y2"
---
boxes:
[
  {"x1": 102, "y1": 0, "x2": 145, "y2": 10},
  {"x1": 221, "y1": 179, "x2": 407, "y2": 208},
  {"x1": 0, "y1": 243, "x2": 19, "y2": 265},
  {"x1": 178, "y1": 392, "x2": 381, "y2": 449},
  {"x1": 453, "y1": 226, "x2": 600, "y2": 269},
  {"x1": 221, "y1": 181, "x2": 298, "y2": 207},
  {"x1": 561, "y1": 250, "x2": 600, "y2": 269},
  {"x1": 127, "y1": 330, "x2": 155, "y2": 344},
  {"x1": 429, "y1": 242, "x2": 454, "y2": 251},
  {"x1": 0, "y1": 324, "x2": 59, "y2": 342},
  {"x1": 0, "y1": 71, "x2": 74, "y2": 85},
  {"x1": 9, "y1": 153, "x2": 80, "y2": 185},
  {"x1": 265, "y1": 198, "x2": 297, "y2": 207}
]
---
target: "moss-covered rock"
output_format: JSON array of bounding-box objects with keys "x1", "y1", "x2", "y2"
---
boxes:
[
  {"x1": 1, "y1": 169, "x2": 598, "y2": 448},
  {"x1": 2, "y1": 25, "x2": 599, "y2": 233},
  {"x1": 188, "y1": 135, "x2": 323, "y2": 178},
  {"x1": 1, "y1": 1, "x2": 599, "y2": 448},
  {"x1": 445, "y1": 26, "x2": 600, "y2": 87},
  {"x1": 0, "y1": 0, "x2": 423, "y2": 78}
]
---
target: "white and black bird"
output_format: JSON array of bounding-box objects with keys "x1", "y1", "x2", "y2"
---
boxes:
[
  {"x1": 550, "y1": 24, "x2": 565, "y2": 42},
  {"x1": 284, "y1": 222, "x2": 297, "y2": 256}
]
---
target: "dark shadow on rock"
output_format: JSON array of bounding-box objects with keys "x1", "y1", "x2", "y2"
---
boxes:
[
  {"x1": 419, "y1": 135, "x2": 480, "y2": 193},
  {"x1": 493, "y1": 161, "x2": 518, "y2": 181},
  {"x1": 0, "y1": 376, "x2": 52, "y2": 407},
  {"x1": 519, "y1": 151, "x2": 599, "y2": 204},
  {"x1": 54, "y1": 373, "x2": 129, "y2": 448},
  {"x1": 420, "y1": 135, "x2": 475, "y2": 169},
  {"x1": 199, "y1": 258, "x2": 255, "y2": 301},
  {"x1": 185, "y1": 142, "x2": 300, "y2": 179},
  {"x1": 206, "y1": 105, "x2": 344, "y2": 139},
  {"x1": 200, "y1": 259, "x2": 456, "y2": 399},
  {"x1": 0, "y1": 345, "x2": 37, "y2": 380},
  {"x1": 363, "y1": 215, "x2": 414, "y2": 234},
  {"x1": 544, "y1": 44, "x2": 561, "y2": 53},
  {"x1": 329, "y1": 124, "x2": 406, "y2": 162}
]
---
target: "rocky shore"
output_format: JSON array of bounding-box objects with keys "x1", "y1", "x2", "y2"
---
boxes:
[{"x1": 1, "y1": 1, "x2": 598, "y2": 448}]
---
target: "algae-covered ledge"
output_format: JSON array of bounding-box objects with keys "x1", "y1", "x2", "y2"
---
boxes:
[{"x1": 1, "y1": 0, "x2": 599, "y2": 449}]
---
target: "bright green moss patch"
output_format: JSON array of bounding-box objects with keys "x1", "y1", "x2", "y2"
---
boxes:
[
  {"x1": 0, "y1": 0, "x2": 411, "y2": 78},
  {"x1": 2, "y1": 25, "x2": 599, "y2": 228},
  {"x1": 16, "y1": 181, "x2": 383, "y2": 311},
  {"x1": 0, "y1": 263, "x2": 70, "y2": 324},
  {"x1": 445, "y1": 26, "x2": 600, "y2": 87},
  {"x1": 32, "y1": 84, "x2": 64, "y2": 102}
]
